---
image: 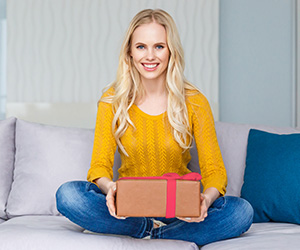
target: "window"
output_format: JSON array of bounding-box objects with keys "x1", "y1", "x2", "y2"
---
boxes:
[{"x1": 0, "y1": 0, "x2": 6, "y2": 120}]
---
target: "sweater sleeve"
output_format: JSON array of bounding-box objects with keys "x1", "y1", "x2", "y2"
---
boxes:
[
  {"x1": 87, "y1": 89, "x2": 117, "y2": 183},
  {"x1": 188, "y1": 92, "x2": 227, "y2": 196}
]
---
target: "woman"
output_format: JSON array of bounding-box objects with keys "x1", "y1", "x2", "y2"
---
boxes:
[{"x1": 56, "y1": 9, "x2": 253, "y2": 246}]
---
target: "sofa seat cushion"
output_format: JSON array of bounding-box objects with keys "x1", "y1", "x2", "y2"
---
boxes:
[
  {"x1": 0, "y1": 117, "x2": 16, "y2": 219},
  {"x1": 0, "y1": 216, "x2": 198, "y2": 250},
  {"x1": 202, "y1": 223, "x2": 300, "y2": 250}
]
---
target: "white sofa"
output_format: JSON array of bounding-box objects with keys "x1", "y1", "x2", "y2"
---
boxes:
[{"x1": 0, "y1": 117, "x2": 300, "y2": 250}]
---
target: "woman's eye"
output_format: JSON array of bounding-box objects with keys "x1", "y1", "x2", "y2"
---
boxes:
[
  {"x1": 137, "y1": 45, "x2": 145, "y2": 49},
  {"x1": 156, "y1": 45, "x2": 164, "y2": 49}
]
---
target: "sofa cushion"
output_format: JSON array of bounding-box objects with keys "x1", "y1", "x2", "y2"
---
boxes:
[
  {"x1": 0, "y1": 216, "x2": 198, "y2": 250},
  {"x1": 6, "y1": 119, "x2": 94, "y2": 217},
  {"x1": 0, "y1": 117, "x2": 16, "y2": 219},
  {"x1": 241, "y1": 129, "x2": 300, "y2": 224},
  {"x1": 202, "y1": 222, "x2": 300, "y2": 250},
  {"x1": 214, "y1": 122, "x2": 299, "y2": 197}
]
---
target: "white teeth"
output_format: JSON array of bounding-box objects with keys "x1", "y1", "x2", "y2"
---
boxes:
[{"x1": 143, "y1": 64, "x2": 158, "y2": 68}]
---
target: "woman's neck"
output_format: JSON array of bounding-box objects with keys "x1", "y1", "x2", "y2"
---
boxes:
[
  {"x1": 140, "y1": 77, "x2": 167, "y2": 97},
  {"x1": 135, "y1": 78, "x2": 168, "y2": 115}
]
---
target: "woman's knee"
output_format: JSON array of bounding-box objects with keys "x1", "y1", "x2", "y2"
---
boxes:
[
  {"x1": 227, "y1": 196, "x2": 254, "y2": 234},
  {"x1": 56, "y1": 181, "x2": 88, "y2": 215},
  {"x1": 238, "y1": 198, "x2": 254, "y2": 231}
]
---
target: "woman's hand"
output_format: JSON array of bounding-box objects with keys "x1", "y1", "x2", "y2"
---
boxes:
[
  {"x1": 177, "y1": 187, "x2": 220, "y2": 223},
  {"x1": 105, "y1": 182, "x2": 127, "y2": 220},
  {"x1": 105, "y1": 182, "x2": 118, "y2": 218},
  {"x1": 95, "y1": 177, "x2": 126, "y2": 220}
]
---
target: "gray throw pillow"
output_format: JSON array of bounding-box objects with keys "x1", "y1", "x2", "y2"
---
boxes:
[
  {"x1": 6, "y1": 119, "x2": 94, "y2": 218},
  {"x1": 0, "y1": 117, "x2": 16, "y2": 219}
]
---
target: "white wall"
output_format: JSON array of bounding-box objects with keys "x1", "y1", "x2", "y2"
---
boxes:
[
  {"x1": 219, "y1": 0, "x2": 297, "y2": 127},
  {"x1": 6, "y1": 0, "x2": 219, "y2": 128}
]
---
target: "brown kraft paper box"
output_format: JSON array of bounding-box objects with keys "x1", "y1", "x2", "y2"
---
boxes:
[{"x1": 115, "y1": 173, "x2": 202, "y2": 218}]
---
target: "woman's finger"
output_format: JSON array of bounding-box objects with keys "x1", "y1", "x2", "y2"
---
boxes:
[
  {"x1": 106, "y1": 197, "x2": 115, "y2": 217},
  {"x1": 106, "y1": 186, "x2": 116, "y2": 213},
  {"x1": 106, "y1": 185, "x2": 127, "y2": 219}
]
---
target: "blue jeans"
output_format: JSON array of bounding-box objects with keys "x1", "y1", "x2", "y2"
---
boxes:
[{"x1": 56, "y1": 181, "x2": 253, "y2": 246}]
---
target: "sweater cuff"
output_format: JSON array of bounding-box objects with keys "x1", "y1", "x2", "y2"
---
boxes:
[
  {"x1": 87, "y1": 169, "x2": 113, "y2": 184},
  {"x1": 203, "y1": 180, "x2": 227, "y2": 197}
]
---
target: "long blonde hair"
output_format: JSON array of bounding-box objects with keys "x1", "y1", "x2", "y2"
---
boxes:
[{"x1": 101, "y1": 9, "x2": 199, "y2": 156}]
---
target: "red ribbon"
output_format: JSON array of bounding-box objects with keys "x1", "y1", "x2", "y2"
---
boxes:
[
  {"x1": 119, "y1": 172, "x2": 202, "y2": 218},
  {"x1": 162, "y1": 173, "x2": 202, "y2": 218}
]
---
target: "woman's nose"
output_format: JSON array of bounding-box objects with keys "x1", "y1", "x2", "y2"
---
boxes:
[{"x1": 146, "y1": 48, "x2": 155, "y2": 60}]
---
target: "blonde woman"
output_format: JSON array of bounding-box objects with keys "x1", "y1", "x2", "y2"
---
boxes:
[{"x1": 56, "y1": 9, "x2": 253, "y2": 245}]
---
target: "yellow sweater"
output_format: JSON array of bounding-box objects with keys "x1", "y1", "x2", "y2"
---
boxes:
[{"x1": 87, "y1": 88, "x2": 227, "y2": 195}]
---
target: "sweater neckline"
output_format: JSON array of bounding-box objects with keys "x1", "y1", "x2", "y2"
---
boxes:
[{"x1": 132, "y1": 104, "x2": 167, "y2": 119}]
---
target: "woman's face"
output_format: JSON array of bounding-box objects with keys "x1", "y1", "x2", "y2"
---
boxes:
[{"x1": 130, "y1": 22, "x2": 170, "y2": 84}]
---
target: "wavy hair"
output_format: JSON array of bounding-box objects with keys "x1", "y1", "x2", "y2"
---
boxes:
[{"x1": 101, "y1": 9, "x2": 199, "y2": 156}]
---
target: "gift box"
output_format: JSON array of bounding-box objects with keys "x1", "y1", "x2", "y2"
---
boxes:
[{"x1": 116, "y1": 173, "x2": 202, "y2": 218}]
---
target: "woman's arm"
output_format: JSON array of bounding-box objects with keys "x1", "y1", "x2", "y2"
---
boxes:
[
  {"x1": 87, "y1": 88, "x2": 117, "y2": 184},
  {"x1": 189, "y1": 92, "x2": 227, "y2": 197},
  {"x1": 95, "y1": 177, "x2": 115, "y2": 195},
  {"x1": 202, "y1": 187, "x2": 221, "y2": 209},
  {"x1": 178, "y1": 92, "x2": 227, "y2": 223}
]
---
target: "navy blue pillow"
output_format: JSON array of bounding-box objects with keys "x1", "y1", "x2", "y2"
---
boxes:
[{"x1": 241, "y1": 129, "x2": 300, "y2": 224}]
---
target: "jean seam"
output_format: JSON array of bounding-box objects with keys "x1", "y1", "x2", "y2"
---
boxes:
[
  {"x1": 152, "y1": 219, "x2": 185, "y2": 238},
  {"x1": 136, "y1": 217, "x2": 152, "y2": 238},
  {"x1": 208, "y1": 196, "x2": 227, "y2": 215}
]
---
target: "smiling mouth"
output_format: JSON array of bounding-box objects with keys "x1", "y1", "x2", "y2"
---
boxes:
[{"x1": 142, "y1": 63, "x2": 159, "y2": 70}]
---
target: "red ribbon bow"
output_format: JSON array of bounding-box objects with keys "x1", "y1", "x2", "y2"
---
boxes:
[
  {"x1": 162, "y1": 172, "x2": 202, "y2": 181},
  {"x1": 119, "y1": 172, "x2": 202, "y2": 181}
]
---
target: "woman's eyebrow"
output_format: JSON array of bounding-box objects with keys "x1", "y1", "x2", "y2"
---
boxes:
[
  {"x1": 154, "y1": 42, "x2": 167, "y2": 45},
  {"x1": 134, "y1": 42, "x2": 167, "y2": 46}
]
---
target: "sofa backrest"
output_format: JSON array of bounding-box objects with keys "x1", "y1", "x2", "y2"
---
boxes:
[
  {"x1": 0, "y1": 117, "x2": 16, "y2": 220},
  {"x1": 5, "y1": 119, "x2": 94, "y2": 218}
]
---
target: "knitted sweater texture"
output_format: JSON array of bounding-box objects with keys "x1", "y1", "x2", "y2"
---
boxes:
[{"x1": 87, "y1": 88, "x2": 227, "y2": 195}]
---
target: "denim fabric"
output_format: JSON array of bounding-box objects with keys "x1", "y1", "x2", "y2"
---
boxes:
[{"x1": 56, "y1": 181, "x2": 253, "y2": 246}]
